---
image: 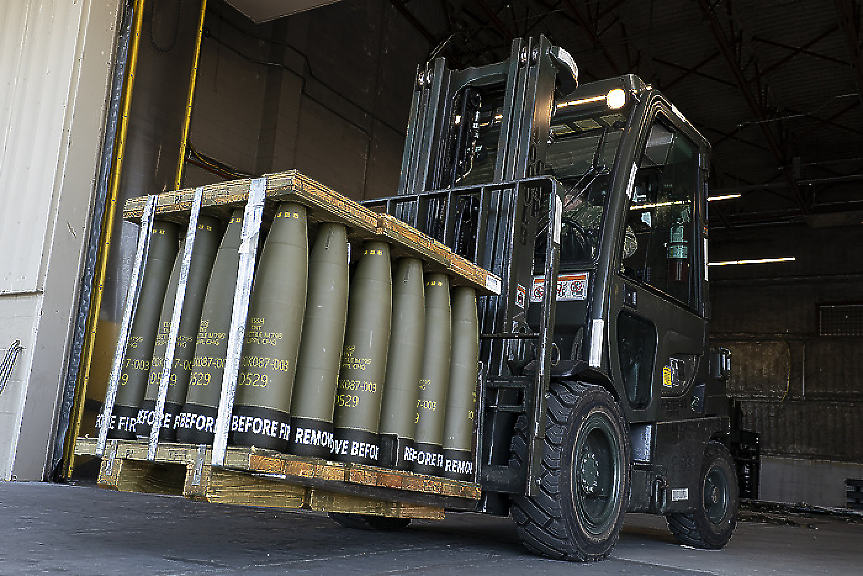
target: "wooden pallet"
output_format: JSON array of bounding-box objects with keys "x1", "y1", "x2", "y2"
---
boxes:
[
  {"x1": 75, "y1": 437, "x2": 480, "y2": 520},
  {"x1": 122, "y1": 170, "x2": 501, "y2": 295}
]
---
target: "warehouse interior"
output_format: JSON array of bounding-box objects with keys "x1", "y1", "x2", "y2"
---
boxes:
[{"x1": 0, "y1": 0, "x2": 861, "y2": 518}]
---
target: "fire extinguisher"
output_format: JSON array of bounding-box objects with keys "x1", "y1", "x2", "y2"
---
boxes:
[{"x1": 667, "y1": 208, "x2": 690, "y2": 282}]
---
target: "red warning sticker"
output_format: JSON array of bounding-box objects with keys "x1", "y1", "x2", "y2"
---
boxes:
[
  {"x1": 516, "y1": 284, "x2": 526, "y2": 309},
  {"x1": 530, "y1": 273, "x2": 589, "y2": 302}
]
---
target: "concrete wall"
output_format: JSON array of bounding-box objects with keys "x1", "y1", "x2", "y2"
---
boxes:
[
  {"x1": 183, "y1": 0, "x2": 427, "y2": 200},
  {"x1": 760, "y1": 456, "x2": 863, "y2": 508},
  {"x1": 710, "y1": 222, "x2": 863, "y2": 506},
  {"x1": 0, "y1": 0, "x2": 122, "y2": 480}
]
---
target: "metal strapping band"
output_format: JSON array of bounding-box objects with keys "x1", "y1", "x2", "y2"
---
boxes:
[
  {"x1": 148, "y1": 188, "x2": 204, "y2": 460},
  {"x1": 105, "y1": 439, "x2": 118, "y2": 477},
  {"x1": 192, "y1": 444, "x2": 207, "y2": 485},
  {"x1": 212, "y1": 178, "x2": 266, "y2": 466}
]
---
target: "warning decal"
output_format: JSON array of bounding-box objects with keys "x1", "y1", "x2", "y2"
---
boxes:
[
  {"x1": 662, "y1": 365, "x2": 673, "y2": 388},
  {"x1": 530, "y1": 273, "x2": 589, "y2": 303}
]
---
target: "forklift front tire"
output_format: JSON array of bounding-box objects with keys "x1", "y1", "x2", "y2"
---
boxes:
[
  {"x1": 666, "y1": 441, "x2": 738, "y2": 549},
  {"x1": 511, "y1": 381, "x2": 630, "y2": 561}
]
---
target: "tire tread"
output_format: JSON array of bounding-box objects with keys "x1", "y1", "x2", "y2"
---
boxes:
[
  {"x1": 666, "y1": 440, "x2": 738, "y2": 550},
  {"x1": 510, "y1": 382, "x2": 627, "y2": 562}
]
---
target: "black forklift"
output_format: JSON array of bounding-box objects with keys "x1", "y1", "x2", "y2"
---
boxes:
[{"x1": 363, "y1": 36, "x2": 738, "y2": 560}]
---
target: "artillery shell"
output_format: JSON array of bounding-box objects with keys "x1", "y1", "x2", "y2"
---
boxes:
[
  {"x1": 175, "y1": 209, "x2": 245, "y2": 444},
  {"x1": 137, "y1": 215, "x2": 221, "y2": 441},
  {"x1": 288, "y1": 223, "x2": 349, "y2": 458},
  {"x1": 108, "y1": 220, "x2": 179, "y2": 439},
  {"x1": 231, "y1": 202, "x2": 308, "y2": 452},
  {"x1": 332, "y1": 242, "x2": 392, "y2": 466},
  {"x1": 412, "y1": 273, "x2": 451, "y2": 476},
  {"x1": 378, "y1": 258, "x2": 424, "y2": 469},
  {"x1": 443, "y1": 287, "x2": 479, "y2": 481}
]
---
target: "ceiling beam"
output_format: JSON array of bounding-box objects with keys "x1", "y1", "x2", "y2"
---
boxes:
[
  {"x1": 696, "y1": 0, "x2": 809, "y2": 214},
  {"x1": 785, "y1": 106, "x2": 863, "y2": 136},
  {"x1": 390, "y1": 0, "x2": 438, "y2": 46},
  {"x1": 798, "y1": 100, "x2": 860, "y2": 139},
  {"x1": 754, "y1": 26, "x2": 843, "y2": 76},
  {"x1": 598, "y1": 0, "x2": 628, "y2": 21},
  {"x1": 701, "y1": 125, "x2": 770, "y2": 152},
  {"x1": 663, "y1": 52, "x2": 720, "y2": 90},
  {"x1": 559, "y1": 0, "x2": 622, "y2": 73},
  {"x1": 653, "y1": 56, "x2": 736, "y2": 88},
  {"x1": 473, "y1": 0, "x2": 515, "y2": 42},
  {"x1": 834, "y1": 0, "x2": 863, "y2": 108}
]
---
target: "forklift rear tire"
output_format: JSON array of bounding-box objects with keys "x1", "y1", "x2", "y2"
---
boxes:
[
  {"x1": 328, "y1": 512, "x2": 411, "y2": 531},
  {"x1": 510, "y1": 381, "x2": 630, "y2": 561},
  {"x1": 666, "y1": 441, "x2": 738, "y2": 549}
]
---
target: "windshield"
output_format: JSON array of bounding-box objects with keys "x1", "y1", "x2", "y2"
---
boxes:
[{"x1": 537, "y1": 107, "x2": 629, "y2": 267}]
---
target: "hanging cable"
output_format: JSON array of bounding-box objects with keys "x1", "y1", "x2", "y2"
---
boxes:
[{"x1": 0, "y1": 340, "x2": 24, "y2": 395}]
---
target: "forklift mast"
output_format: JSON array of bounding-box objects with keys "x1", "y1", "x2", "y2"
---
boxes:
[{"x1": 365, "y1": 36, "x2": 574, "y2": 499}]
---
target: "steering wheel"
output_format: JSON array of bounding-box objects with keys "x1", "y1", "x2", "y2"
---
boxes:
[{"x1": 561, "y1": 216, "x2": 593, "y2": 261}]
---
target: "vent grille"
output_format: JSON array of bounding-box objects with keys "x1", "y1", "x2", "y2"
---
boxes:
[{"x1": 818, "y1": 304, "x2": 863, "y2": 336}]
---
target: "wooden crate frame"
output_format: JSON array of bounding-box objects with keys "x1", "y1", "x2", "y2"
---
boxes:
[{"x1": 122, "y1": 170, "x2": 501, "y2": 294}]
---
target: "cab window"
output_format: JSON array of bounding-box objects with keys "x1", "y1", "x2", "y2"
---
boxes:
[{"x1": 620, "y1": 120, "x2": 699, "y2": 309}]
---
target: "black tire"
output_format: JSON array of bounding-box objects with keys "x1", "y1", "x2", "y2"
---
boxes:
[
  {"x1": 328, "y1": 512, "x2": 411, "y2": 531},
  {"x1": 666, "y1": 441, "x2": 738, "y2": 549},
  {"x1": 510, "y1": 381, "x2": 630, "y2": 561}
]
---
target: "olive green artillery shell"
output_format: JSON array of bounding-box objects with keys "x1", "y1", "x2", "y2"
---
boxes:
[
  {"x1": 332, "y1": 241, "x2": 392, "y2": 465},
  {"x1": 412, "y1": 273, "x2": 451, "y2": 475},
  {"x1": 288, "y1": 223, "x2": 349, "y2": 458},
  {"x1": 175, "y1": 209, "x2": 245, "y2": 444},
  {"x1": 137, "y1": 215, "x2": 221, "y2": 440},
  {"x1": 109, "y1": 220, "x2": 179, "y2": 439},
  {"x1": 443, "y1": 286, "x2": 479, "y2": 481},
  {"x1": 232, "y1": 202, "x2": 308, "y2": 452},
  {"x1": 378, "y1": 258, "x2": 424, "y2": 469}
]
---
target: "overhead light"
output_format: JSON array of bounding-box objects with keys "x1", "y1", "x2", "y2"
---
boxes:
[
  {"x1": 557, "y1": 94, "x2": 606, "y2": 109},
  {"x1": 630, "y1": 200, "x2": 687, "y2": 210},
  {"x1": 558, "y1": 89, "x2": 628, "y2": 110},
  {"x1": 708, "y1": 194, "x2": 741, "y2": 202},
  {"x1": 708, "y1": 257, "x2": 796, "y2": 266},
  {"x1": 606, "y1": 88, "x2": 627, "y2": 109}
]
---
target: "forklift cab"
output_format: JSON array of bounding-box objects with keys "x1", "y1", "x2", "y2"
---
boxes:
[{"x1": 534, "y1": 75, "x2": 718, "y2": 423}]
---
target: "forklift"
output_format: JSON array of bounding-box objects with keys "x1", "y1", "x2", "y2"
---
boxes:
[{"x1": 361, "y1": 35, "x2": 738, "y2": 560}]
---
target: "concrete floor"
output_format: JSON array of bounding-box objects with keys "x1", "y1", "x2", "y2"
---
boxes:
[{"x1": 0, "y1": 481, "x2": 860, "y2": 575}]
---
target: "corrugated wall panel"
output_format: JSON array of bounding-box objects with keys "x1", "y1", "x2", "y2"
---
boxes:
[
  {"x1": 0, "y1": 0, "x2": 120, "y2": 480},
  {"x1": 806, "y1": 338, "x2": 863, "y2": 397},
  {"x1": 715, "y1": 339, "x2": 791, "y2": 398},
  {"x1": 740, "y1": 400, "x2": 863, "y2": 462},
  {"x1": 0, "y1": 0, "x2": 86, "y2": 293}
]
